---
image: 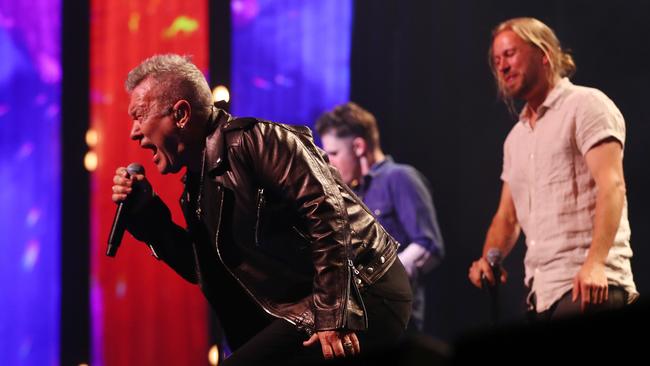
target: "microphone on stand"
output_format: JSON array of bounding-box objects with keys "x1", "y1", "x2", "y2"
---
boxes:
[
  {"x1": 481, "y1": 248, "x2": 502, "y2": 325},
  {"x1": 106, "y1": 163, "x2": 145, "y2": 257}
]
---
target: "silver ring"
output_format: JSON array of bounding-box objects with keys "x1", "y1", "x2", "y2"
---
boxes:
[{"x1": 343, "y1": 341, "x2": 353, "y2": 348}]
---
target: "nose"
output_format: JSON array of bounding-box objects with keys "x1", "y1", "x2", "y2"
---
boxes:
[
  {"x1": 497, "y1": 58, "x2": 510, "y2": 74},
  {"x1": 130, "y1": 121, "x2": 142, "y2": 141}
]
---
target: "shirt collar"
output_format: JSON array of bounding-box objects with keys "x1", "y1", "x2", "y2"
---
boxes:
[
  {"x1": 367, "y1": 156, "x2": 393, "y2": 178},
  {"x1": 353, "y1": 156, "x2": 393, "y2": 190},
  {"x1": 519, "y1": 77, "x2": 572, "y2": 124},
  {"x1": 356, "y1": 155, "x2": 393, "y2": 189}
]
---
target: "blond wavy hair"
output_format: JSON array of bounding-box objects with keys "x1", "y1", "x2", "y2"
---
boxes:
[{"x1": 489, "y1": 18, "x2": 576, "y2": 104}]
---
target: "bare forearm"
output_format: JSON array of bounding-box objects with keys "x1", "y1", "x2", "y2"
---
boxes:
[
  {"x1": 587, "y1": 181, "x2": 625, "y2": 264},
  {"x1": 469, "y1": 183, "x2": 519, "y2": 288},
  {"x1": 483, "y1": 214, "x2": 520, "y2": 258},
  {"x1": 469, "y1": 214, "x2": 519, "y2": 288},
  {"x1": 574, "y1": 139, "x2": 626, "y2": 308}
]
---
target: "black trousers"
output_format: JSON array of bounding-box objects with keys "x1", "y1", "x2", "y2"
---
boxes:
[
  {"x1": 528, "y1": 286, "x2": 628, "y2": 322},
  {"x1": 223, "y1": 259, "x2": 413, "y2": 365}
]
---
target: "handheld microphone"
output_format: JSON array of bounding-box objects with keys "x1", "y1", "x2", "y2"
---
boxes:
[
  {"x1": 106, "y1": 163, "x2": 145, "y2": 257},
  {"x1": 482, "y1": 248, "x2": 502, "y2": 324},
  {"x1": 486, "y1": 248, "x2": 502, "y2": 285}
]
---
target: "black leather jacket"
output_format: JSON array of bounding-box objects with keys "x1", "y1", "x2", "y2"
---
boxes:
[{"x1": 128, "y1": 109, "x2": 399, "y2": 334}]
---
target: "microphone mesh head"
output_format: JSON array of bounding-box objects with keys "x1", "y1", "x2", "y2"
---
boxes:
[
  {"x1": 126, "y1": 162, "x2": 145, "y2": 176},
  {"x1": 486, "y1": 248, "x2": 502, "y2": 267}
]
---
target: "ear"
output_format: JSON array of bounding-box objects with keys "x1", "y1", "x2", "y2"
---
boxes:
[
  {"x1": 172, "y1": 100, "x2": 192, "y2": 128},
  {"x1": 541, "y1": 52, "x2": 550, "y2": 66},
  {"x1": 352, "y1": 137, "x2": 367, "y2": 158}
]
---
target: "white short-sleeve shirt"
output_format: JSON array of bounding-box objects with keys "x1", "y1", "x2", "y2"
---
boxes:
[{"x1": 501, "y1": 78, "x2": 638, "y2": 312}]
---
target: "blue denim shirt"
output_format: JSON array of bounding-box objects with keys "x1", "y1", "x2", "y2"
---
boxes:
[{"x1": 353, "y1": 157, "x2": 444, "y2": 260}]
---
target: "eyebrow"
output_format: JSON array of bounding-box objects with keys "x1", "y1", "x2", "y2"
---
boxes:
[
  {"x1": 498, "y1": 47, "x2": 517, "y2": 55},
  {"x1": 492, "y1": 47, "x2": 516, "y2": 61},
  {"x1": 128, "y1": 105, "x2": 144, "y2": 117}
]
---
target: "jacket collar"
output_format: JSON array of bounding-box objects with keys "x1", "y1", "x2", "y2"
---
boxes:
[{"x1": 204, "y1": 107, "x2": 232, "y2": 175}]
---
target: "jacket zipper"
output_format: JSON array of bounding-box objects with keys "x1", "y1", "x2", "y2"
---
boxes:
[
  {"x1": 255, "y1": 188, "x2": 265, "y2": 246},
  {"x1": 213, "y1": 187, "x2": 299, "y2": 327}
]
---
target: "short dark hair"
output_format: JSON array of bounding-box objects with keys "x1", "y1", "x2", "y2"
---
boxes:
[{"x1": 315, "y1": 102, "x2": 381, "y2": 150}]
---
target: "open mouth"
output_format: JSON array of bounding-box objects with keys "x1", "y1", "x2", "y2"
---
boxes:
[
  {"x1": 141, "y1": 143, "x2": 159, "y2": 162},
  {"x1": 504, "y1": 73, "x2": 518, "y2": 85}
]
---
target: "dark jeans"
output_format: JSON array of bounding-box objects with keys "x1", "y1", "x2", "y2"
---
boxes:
[
  {"x1": 528, "y1": 286, "x2": 628, "y2": 322},
  {"x1": 222, "y1": 259, "x2": 413, "y2": 366}
]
